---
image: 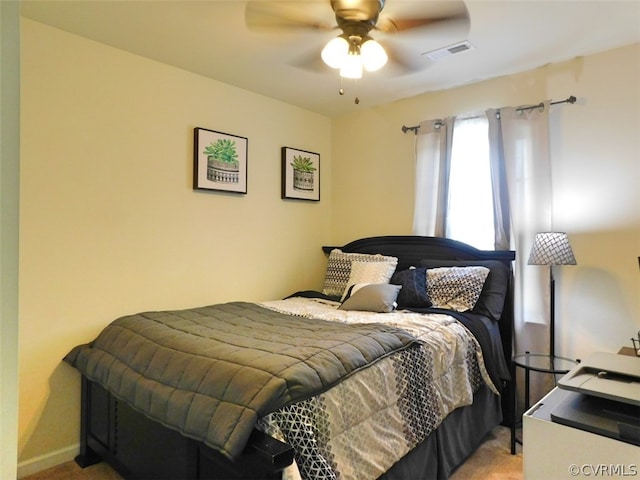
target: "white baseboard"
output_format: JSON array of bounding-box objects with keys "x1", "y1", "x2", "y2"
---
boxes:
[{"x1": 17, "y1": 443, "x2": 79, "y2": 479}]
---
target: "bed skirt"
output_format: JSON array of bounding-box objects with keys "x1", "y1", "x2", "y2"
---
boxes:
[{"x1": 382, "y1": 384, "x2": 501, "y2": 479}]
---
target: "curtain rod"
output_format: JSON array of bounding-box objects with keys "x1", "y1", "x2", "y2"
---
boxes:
[
  {"x1": 517, "y1": 95, "x2": 577, "y2": 112},
  {"x1": 401, "y1": 95, "x2": 577, "y2": 134}
]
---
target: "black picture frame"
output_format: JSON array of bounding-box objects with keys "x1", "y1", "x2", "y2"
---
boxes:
[
  {"x1": 281, "y1": 147, "x2": 320, "y2": 201},
  {"x1": 193, "y1": 127, "x2": 248, "y2": 193}
]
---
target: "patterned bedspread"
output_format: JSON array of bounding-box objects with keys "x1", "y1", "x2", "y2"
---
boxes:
[{"x1": 258, "y1": 297, "x2": 496, "y2": 480}]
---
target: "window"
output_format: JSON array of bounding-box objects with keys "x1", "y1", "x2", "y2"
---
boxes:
[{"x1": 446, "y1": 115, "x2": 495, "y2": 250}]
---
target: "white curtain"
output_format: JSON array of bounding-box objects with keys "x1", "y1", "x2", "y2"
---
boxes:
[
  {"x1": 413, "y1": 102, "x2": 554, "y2": 399},
  {"x1": 488, "y1": 104, "x2": 552, "y2": 350},
  {"x1": 412, "y1": 117, "x2": 454, "y2": 237},
  {"x1": 494, "y1": 103, "x2": 556, "y2": 402}
]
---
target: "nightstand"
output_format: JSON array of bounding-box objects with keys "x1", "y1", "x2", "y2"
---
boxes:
[{"x1": 510, "y1": 351, "x2": 580, "y2": 454}]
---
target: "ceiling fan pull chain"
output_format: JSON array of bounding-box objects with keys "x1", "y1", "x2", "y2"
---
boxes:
[{"x1": 336, "y1": 77, "x2": 359, "y2": 104}]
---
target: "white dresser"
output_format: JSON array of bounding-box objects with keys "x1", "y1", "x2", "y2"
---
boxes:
[{"x1": 523, "y1": 388, "x2": 639, "y2": 480}]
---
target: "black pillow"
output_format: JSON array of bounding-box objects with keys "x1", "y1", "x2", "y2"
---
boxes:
[
  {"x1": 390, "y1": 267, "x2": 432, "y2": 309},
  {"x1": 418, "y1": 259, "x2": 510, "y2": 322}
]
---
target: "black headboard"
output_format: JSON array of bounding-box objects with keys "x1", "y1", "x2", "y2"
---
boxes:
[{"x1": 324, "y1": 235, "x2": 515, "y2": 271}]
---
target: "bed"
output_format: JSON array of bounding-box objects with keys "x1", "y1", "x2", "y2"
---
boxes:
[{"x1": 66, "y1": 235, "x2": 515, "y2": 480}]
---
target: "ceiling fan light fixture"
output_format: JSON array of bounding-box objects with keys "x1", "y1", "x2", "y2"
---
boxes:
[
  {"x1": 322, "y1": 34, "x2": 386, "y2": 79},
  {"x1": 339, "y1": 51, "x2": 363, "y2": 79},
  {"x1": 360, "y1": 37, "x2": 387, "y2": 72},
  {"x1": 321, "y1": 35, "x2": 349, "y2": 69}
]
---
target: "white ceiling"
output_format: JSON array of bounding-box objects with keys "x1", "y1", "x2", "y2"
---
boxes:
[{"x1": 20, "y1": 0, "x2": 640, "y2": 117}]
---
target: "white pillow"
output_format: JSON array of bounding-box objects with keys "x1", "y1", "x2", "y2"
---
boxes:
[{"x1": 341, "y1": 261, "x2": 397, "y2": 301}]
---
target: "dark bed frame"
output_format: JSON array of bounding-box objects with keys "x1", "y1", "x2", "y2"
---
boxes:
[{"x1": 74, "y1": 236, "x2": 515, "y2": 479}]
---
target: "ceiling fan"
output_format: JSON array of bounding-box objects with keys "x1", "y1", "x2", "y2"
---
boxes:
[{"x1": 245, "y1": 0, "x2": 470, "y2": 80}]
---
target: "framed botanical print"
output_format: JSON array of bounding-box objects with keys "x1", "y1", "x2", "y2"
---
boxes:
[
  {"x1": 193, "y1": 127, "x2": 248, "y2": 194},
  {"x1": 281, "y1": 147, "x2": 320, "y2": 201}
]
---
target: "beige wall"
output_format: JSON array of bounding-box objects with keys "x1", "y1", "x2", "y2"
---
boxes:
[
  {"x1": 1, "y1": 2, "x2": 21, "y2": 479},
  {"x1": 331, "y1": 44, "x2": 640, "y2": 361},
  {"x1": 18, "y1": 19, "x2": 332, "y2": 473}
]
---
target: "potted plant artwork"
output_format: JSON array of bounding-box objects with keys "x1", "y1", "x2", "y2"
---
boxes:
[
  {"x1": 281, "y1": 146, "x2": 320, "y2": 201},
  {"x1": 290, "y1": 154, "x2": 316, "y2": 191},
  {"x1": 204, "y1": 138, "x2": 239, "y2": 183}
]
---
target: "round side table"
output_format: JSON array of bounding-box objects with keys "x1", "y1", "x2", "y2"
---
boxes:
[{"x1": 510, "y1": 351, "x2": 580, "y2": 454}]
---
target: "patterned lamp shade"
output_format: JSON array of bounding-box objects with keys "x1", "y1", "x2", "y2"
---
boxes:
[{"x1": 527, "y1": 232, "x2": 577, "y2": 265}]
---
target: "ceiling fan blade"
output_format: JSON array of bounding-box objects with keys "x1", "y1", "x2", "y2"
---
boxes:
[
  {"x1": 376, "y1": 1, "x2": 469, "y2": 34},
  {"x1": 290, "y1": 46, "x2": 334, "y2": 73},
  {"x1": 245, "y1": 1, "x2": 335, "y2": 32},
  {"x1": 383, "y1": 41, "x2": 431, "y2": 74}
]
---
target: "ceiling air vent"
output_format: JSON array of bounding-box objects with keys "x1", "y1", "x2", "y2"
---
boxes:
[{"x1": 423, "y1": 41, "x2": 474, "y2": 61}]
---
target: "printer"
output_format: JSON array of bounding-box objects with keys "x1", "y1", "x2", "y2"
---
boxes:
[{"x1": 551, "y1": 352, "x2": 640, "y2": 446}]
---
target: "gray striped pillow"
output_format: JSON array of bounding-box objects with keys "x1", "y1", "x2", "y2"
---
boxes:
[{"x1": 322, "y1": 249, "x2": 398, "y2": 298}]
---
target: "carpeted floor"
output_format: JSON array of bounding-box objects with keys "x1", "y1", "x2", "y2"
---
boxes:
[
  {"x1": 23, "y1": 426, "x2": 522, "y2": 480},
  {"x1": 450, "y1": 426, "x2": 523, "y2": 480},
  {"x1": 23, "y1": 461, "x2": 124, "y2": 480}
]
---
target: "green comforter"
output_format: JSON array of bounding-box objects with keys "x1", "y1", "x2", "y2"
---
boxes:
[{"x1": 65, "y1": 302, "x2": 416, "y2": 459}]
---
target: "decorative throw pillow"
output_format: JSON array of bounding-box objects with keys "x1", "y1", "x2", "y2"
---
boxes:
[
  {"x1": 340, "y1": 260, "x2": 398, "y2": 301},
  {"x1": 390, "y1": 267, "x2": 432, "y2": 309},
  {"x1": 419, "y1": 259, "x2": 510, "y2": 321},
  {"x1": 338, "y1": 283, "x2": 401, "y2": 313},
  {"x1": 426, "y1": 266, "x2": 490, "y2": 312},
  {"x1": 322, "y1": 249, "x2": 398, "y2": 298}
]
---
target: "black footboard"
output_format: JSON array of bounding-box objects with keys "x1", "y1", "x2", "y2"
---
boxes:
[{"x1": 76, "y1": 376, "x2": 295, "y2": 480}]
